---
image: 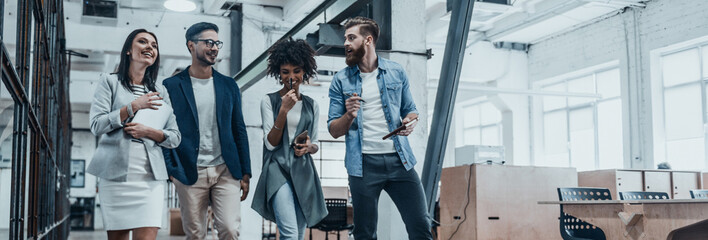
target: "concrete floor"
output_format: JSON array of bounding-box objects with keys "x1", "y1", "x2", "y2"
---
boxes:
[
  {"x1": 0, "y1": 229, "x2": 219, "y2": 239},
  {"x1": 68, "y1": 229, "x2": 216, "y2": 240}
]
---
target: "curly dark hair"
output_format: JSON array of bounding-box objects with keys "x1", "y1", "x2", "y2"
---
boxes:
[{"x1": 266, "y1": 38, "x2": 317, "y2": 84}]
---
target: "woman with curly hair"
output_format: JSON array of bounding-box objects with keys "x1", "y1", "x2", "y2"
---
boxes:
[{"x1": 252, "y1": 38, "x2": 327, "y2": 240}]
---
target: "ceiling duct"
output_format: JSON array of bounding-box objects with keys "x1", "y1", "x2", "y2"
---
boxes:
[
  {"x1": 81, "y1": 0, "x2": 118, "y2": 26},
  {"x1": 493, "y1": 41, "x2": 529, "y2": 51},
  {"x1": 307, "y1": 24, "x2": 346, "y2": 57},
  {"x1": 220, "y1": 2, "x2": 242, "y2": 11},
  {"x1": 441, "y1": 0, "x2": 511, "y2": 22}
]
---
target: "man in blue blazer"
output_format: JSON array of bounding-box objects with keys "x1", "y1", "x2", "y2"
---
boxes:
[{"x1": 162, "y1": 22, "x2": 251, "y2": 239}]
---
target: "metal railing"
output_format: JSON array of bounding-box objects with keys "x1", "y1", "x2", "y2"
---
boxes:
[
  {"x1": 315, "y1": 139, "x2": 347, "y2": 183},
  {"x1": 1, "y1": 0, "x2": 72, "y2": 239}
]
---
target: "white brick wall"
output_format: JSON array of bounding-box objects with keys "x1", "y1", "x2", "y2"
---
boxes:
[{"x1": 528, "y1": 0, "x2": 708, "y2": 168}]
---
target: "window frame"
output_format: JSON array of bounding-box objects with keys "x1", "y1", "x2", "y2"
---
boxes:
[
  {"x1": 656, "y1": 43, "x2": 708, "y2": 170},
  {"x1": 456, "y1": 98, "x2": 503, "y2": 147},
  {"x1": 535, "y1": 63, "x2": 623, "y2": 171}
]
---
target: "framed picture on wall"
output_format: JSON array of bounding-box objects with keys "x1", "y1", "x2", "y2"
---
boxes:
[{"x1": 71, "y1": 159, "x2": 85, "y2": 188}]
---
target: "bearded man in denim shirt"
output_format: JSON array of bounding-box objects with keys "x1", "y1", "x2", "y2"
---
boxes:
[{"x1": 327, "y1": 16, "x2": 433, "y2": 240}]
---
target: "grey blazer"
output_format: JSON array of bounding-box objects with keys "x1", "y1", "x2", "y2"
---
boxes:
[{"x1": 87, "y1": 73, "x2": 181, "y2": 181}]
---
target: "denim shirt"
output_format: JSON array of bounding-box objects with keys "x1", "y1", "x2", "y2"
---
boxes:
[{"x1": 327, "y1": 57, "x2": 419, "y2": 177}]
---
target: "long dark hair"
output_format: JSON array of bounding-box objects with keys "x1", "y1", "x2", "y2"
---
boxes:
[{"x1": 113, "y1": 29, "x2": 160, "y2": 92}]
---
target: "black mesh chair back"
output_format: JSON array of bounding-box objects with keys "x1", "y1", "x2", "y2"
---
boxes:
[
  {"x1": 689, "y1": 190, "x2": 708, "y2": 199},
  {"x1": 311, "y1": 198, "x2": 353, "y2": 240},
  {"x1": 558, "y1": 187, "x2": 612, "y2": 201},
  {"x1": 557, "y1": 188, "x2": 610, "y2": 240},
  {"x1": 319, "y1": 199, "x2": 347, "y2": 227},
  {"x1": 619, "y1": 191, "x2": 669, "y2": 200},
  {"x1": 70, "y1": 197, "x2": 96, "y2": 230}
]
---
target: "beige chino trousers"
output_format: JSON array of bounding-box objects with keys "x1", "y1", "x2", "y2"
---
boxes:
[{"x1": 173, "y1": 164, "x2": 241, "y2": 240}]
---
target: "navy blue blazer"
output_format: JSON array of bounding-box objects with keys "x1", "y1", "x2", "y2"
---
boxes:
[{"x1": 162, "y1": 67, "x2": 251, "y2": 185}]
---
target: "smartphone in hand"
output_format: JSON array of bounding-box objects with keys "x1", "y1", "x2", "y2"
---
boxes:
[
  {"x1": 292, "y1": 130, "x2": 309, "y2": 149},
  {"x1": 382, "y1": 118, "x2": 418, "y2": 140}
]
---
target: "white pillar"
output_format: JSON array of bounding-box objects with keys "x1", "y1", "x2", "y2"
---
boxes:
[{"x1": 377, "y1": 0, "x2": 428, "y2": 239}]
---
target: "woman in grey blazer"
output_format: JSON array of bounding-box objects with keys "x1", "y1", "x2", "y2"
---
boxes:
[{"x1": 88, "y1": 29, "x2": 180, "y2": 240}]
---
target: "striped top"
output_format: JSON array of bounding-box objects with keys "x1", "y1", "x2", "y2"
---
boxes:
[{"x1": 130, "y1": 84, "x2": 149, "y2": 98}]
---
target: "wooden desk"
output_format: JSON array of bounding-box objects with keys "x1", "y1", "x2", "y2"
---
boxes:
[
  {"x1": 440, "y1": 165, "x2": 577, "y2": 239},
  {"x1": 539, "y1": 200, "x2": 708, "y2": 239}
]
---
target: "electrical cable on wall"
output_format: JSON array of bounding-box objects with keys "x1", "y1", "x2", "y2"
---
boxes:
[{"x1": 446, "y1": 164, "x2": 474, "y2": 240}]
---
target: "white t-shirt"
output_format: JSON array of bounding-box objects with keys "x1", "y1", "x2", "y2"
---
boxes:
[
  {"x1": 191, "y1": 76, "x2": 224, "y2": 167},
  {"x1": 360, "y1": 69, "x2": 396, "y2": 154},
  {"x1": 261, "y1": 95, "x2": 319, "y2": 150}
]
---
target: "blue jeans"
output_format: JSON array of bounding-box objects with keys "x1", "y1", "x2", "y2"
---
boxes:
[{"x1": 271, "y1": 182, "x2": 307, "y2": 240}]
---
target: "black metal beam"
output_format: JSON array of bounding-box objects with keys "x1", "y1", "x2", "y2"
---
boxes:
[
  {"x1": 233, "y1": 0, "x2": 373, "y2": 91},
  {"x1": 421, "y1": 0, "x2": 475, "y2": 218},
  {"x1": 309, "y1": 23, "x2": 345, "y2": 57},
  {"x1": 305, "y1": 0, "x2": 391, "y2": 58},
  {"x1": 233, "y1": 0, "x2": 335, "y2": 90},
  {"x1": 1, "y1": 45, "x2": 24, "y2": 103},
  {"x1": 370, "y1": 0, "x2": 391, "y2": 51},
  {"x1": 28, "y1": 0, "x2": 48, "y2": 233},
  {"x1": 324, "y1": 0, "x2": 372, "y2": 25},
  {"x1": 9, "y1": 0, "x2": 33, "y2": 238},
  {"x1": 230, "y1": 8, "x2": 243, "y2": 76},
  {"x1": 29, "y1": 10, "x2": 41, "y2": 238},
  {"x1": 0, "y1": 0, "x2": 4, "y2": 39}
]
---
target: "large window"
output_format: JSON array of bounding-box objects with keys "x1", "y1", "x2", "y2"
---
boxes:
[
  {"x1": 456, "y1": 100, "x2": 502, "y2": 147},
  {"x1": 313, "y1": 139, "x2": 348, "y2": 187},
  {"x1": 658, "y1": 46, "x2": 708, "y2": 170},
  {"x1": 537, "y1": 67, "x2": 623, "y2": 171}
]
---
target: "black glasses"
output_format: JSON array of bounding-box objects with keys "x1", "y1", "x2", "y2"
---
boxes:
[{"x1": 193, "y1": 39, "x2": 224, "y2": 49}]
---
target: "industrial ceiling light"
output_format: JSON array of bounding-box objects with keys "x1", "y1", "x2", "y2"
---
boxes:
[{"x1": 164, "y1": 0, "x2": 197, "y2": 12}]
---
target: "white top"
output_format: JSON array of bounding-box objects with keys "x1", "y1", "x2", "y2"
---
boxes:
[
  {"x1": 360, "y1": 69, "x2": 396, "y2": 154},
  {"x1": 191, "y1": 76, "x2": 224, "y2": 167},
  {"x1": 261, "y1": 95, "x2": 319, "y2": 151},
  {"x1": 127, "y1": 84, "x2": 153, "y2": 180}
]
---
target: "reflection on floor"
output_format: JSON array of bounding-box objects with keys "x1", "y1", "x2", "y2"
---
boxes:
[
  {"x1": 69, "y1": 229, "x2": 218, "y2": 239},
  {"x1": 0, "y1": 229, "x2": 219, "y2": 240}
]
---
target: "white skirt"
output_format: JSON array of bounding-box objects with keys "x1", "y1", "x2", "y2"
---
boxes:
[{"x1": 98, "y1": 141, "x2": 165, "y2": 230}]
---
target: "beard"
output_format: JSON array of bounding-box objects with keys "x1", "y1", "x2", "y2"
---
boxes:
[
  {"x1": 345, "y1": 44, "x2": 366, "y2": 67},
  {"x1": 197, "y1": 50, "x2": 217, "y2": 66}
]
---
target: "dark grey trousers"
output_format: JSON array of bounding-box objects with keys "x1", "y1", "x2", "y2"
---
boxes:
[{"x1": 348, "y1": 153, "x2": 433, "y2": 240}]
